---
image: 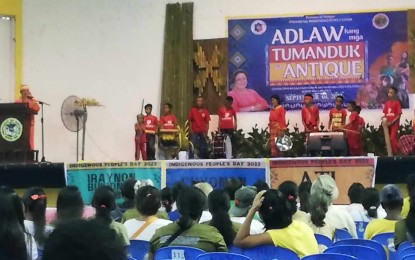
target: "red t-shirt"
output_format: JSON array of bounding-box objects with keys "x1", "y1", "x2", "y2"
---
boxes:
[
  {"x1": 346, "y1": 111, "x2": 360, "y2": 132},
  {"x1": 329, "y1": 107, "x2": 347, "y2": 129},
  {"x1": 301, "y1": 105, "x2": 319, "y2": 128},
  {"x1": 383, "y1": 100, "x2": 402, "y2": 123},
  {"x1": 144, "y1": 115, "x2": 158, "y2": 134},
  {"x1": 159, "y1": 114, "x2": 177, "y2": 130},
  {"x1": 358, "y1": 116, "x2": 365, "y2": 128},
  {"x1": 269, "y1": 106, "x2": 286, "y2": 129},
  {"x1": 217, "y1": 106, "x2": 236, "y2": 130},
  {"x1": 188, "y1": 108, "x2": 211, "y2": 133}
]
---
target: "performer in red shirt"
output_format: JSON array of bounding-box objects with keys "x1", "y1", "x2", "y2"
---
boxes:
[
  {"x1": 301, "y1": 94, "x2": 319, "y2": 134},
  {"x1": 382, "y1": 87, "x2": 402, "y2": 155},
  {"x1": 328, "y1": 95, "x2": 347, "y2": 131},
  {"x1": 134, "y1": 114, "x2": 146, "y2": 161},
  {"x1": 159, "y1": 103, "x2": 177, "y2": 130},
  {"x1": 144, "y1": 104, "x2": 158, "y2": 160},
  {"x1": 269, "y1": 94, "x2": 286, "y2": 157},
  {"x1": 15, "y1": 85, "x2": 40, "y2": 150},
  {"x1": 217, "y1": 96, "x2": 237, "y2": 136},
  {"x1": 158, "y1": 103, "x2": 178, "y2": 159},
  {"x1": 344, "y1": 101, "x2": 363, "y2": 156},
  {"x1": 188, "y1": 96, "x2": 211, "y2": 159},
  {"x1": 356, "y1": 106, "x2": 365, "y2": 132}
]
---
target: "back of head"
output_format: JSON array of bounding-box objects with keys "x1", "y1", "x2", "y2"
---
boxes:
[
  {"x1": 347, "y1": 182, "x2": 365, "y2": 204},
  {"x1": 259, "y1": 189, "x2": 293, "y2": 230},
  {"x1": 120, "y1": 178, "x2": 137, "y2": 201},
  {"x1": 56, "y1": 186, "x2": 84, "y2": 224},
  {"x1": 380, "y1": 184, "x2": 403, "y2": 211},
  {"x1": 278, "y1": 181, "x2": 298, "y2": 215},
  {"x1": 208, "y1": 190, "x2": 234, "y2": 246},
  {"x1": 91, "y1": 186, "x2": 116, "y2": 226},
  {"x1": 298, "y1": 181, "x2": 312, "y2": 213},
  {"x1": 0, "y1": 194, "x2": 27, "y2": 260},
  {"x1": 171, "y1": 182, "x2": 187, "y2": 202},
  {"x1": 230, "y1": 186, "x2": 257, "y2": 217},
  {"x1": 42, "y1": 219, "x2": 126, "y2": 260},
  {"x1": 309, "y1": 192, "x2": 331, "y2": 227},
  {"x1": 0, "y1": 186, "x2": 24, "y2": 227},
  {"x1": 224, "y1": 178, "x2": 243, "y2": 200},
  {"x1": 22, "y1": 187, "x2": 47, "y2": 246},
  {"x1": 253, "y1": 179, "x2": 269, "y2": 192},
  {"x1": 161, "y1": 187, "x2": 173, "y2": 213},
  {"x1": 176, "y1": 187, "x2": 206, "y2": 230},
  {"x1": 361, "y1": 188, "x2": 380, "y2": 218},
  {"x1": 194, "y1": 182, "x2": 213, "y2": 198},
  {"x1": 136, "y1": 186, "x2": 161, "y2": 217},
  {"x1": 311, "y1": 175, "x2": 339, "y2": 204}
]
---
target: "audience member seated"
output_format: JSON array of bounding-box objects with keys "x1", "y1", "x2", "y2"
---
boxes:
[
  {"x1": 401, "y1": 174, "x2": 415, "y2": 218},
  {"x1": 160, "y1": 187, "x2": 173, "y2": 213},
  {"x1": 395, "y1": 174, "x2": 415, "y2": 249},
  {"x1": 53, "y1": 186, "x2": 84, "y2": 226},
  {"x1": 167, "y1": 182, "x2": 187, "y2": 221},
  {"x1": 124, "y1": 186, "x2": 171, "y2": 241},
  {"x1": 311, "y1": 175, "x2": 357, "y2": 237},
  {"x1": 0, "y1": 191, "x2": 37, "y2": 260},
  {"x1": 224, "y1": 178, "x2": 243, "y2": 210},
  {"x1": 149, "y1": 187, "x2": 227, "y2": 259},
  {"x1": 22, "y1": 187, "x2": 54, "y2": 249},
  {"x1": 194, "y1": 182, "x2": 213, "y2": 223},
  {"x1": 204, "y1": 189, "x2": 241, "y2": 247},
  {"x1": 279, "y1": 181, "x2": 307, "y2": 221},
  {"x1": 230, "y1": 186, "x2": 264, "y2": 234},
  {"x1": 42, "y1": 219, "x2": 127, "y2": 260},
  {"x1": 111, "y1": 178, "x2": 137, "y2": 222},
  {"x1": 90, "y1": 186, "x2": 130, "y2": 248},
  {"x1": 351, "y1": 187, "x2": 380, "y2": 222},
  {"x1": 253, "y1": 179, "x2": 269, "y2": 192},
  {"x1": 364, "y1": 184, "x2": 403, "y2": 239},
  {"x1": 233, "y1": 189, "x2": 319, "y2": 258},
  {"x1": 346, "y1": 182, "x2": 366, "y2": 221},
  {"x1": 299, "y1": 181, "x2": 312, "y2": 213}
]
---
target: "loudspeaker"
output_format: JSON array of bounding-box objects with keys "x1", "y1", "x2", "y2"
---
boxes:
[{"x1": 307, "y1": 132, "x2": 347, "y2": 157}]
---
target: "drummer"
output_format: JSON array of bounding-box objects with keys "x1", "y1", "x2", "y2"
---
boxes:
[
  {"x1": 159, "y1": 102, "x2": 178, "y2": 159},
  {"x1": 217, "y1": 96, "x2": 237, "y2": 139}
]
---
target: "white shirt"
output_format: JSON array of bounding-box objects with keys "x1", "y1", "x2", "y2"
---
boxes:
[
  {"x1": 346, "y1": 203, "x2": 367, "y2": 222},
  {"x1": 25, "y1": 233, "x2": 38, "y2": 260},
  {"x1": 24, "y1": 220, "x2": 54, "y2": 239},
  {"x1": 124, "y1": 218, "x2": 172, "y2": 241},
  {"x1": 199, "y1": 211, "x2": 212, "y2": 223},
  {"x1": 231, "y1": 217, "x2": 264, "y2": 234},
  {"x1": 326, "y1": 205, "x2": 357, "y2": 238}
]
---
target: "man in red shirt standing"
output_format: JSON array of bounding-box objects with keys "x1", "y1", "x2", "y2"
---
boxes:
[
  {"x1": 328, "y1": 95, "x2": 347, "y2": 131},
  {"x1": 188, "y1": 96, "x2": 211, "y2": 159},
  {"x1": 301, "y1": 94, "x2": 319, "y2": 135},
  {"x1": 269, "y1": 94, "x2": 286, "y2": 157},
  {"x1": 15, "y1": 85, "x2": 40, "y2": 150},
  {"x1": 345, "y1": 101, "x2": 363, "y2": 156},
  {"x1": 217, "y1": 96, "x2": 237, "y2": 137},
  {"x1": 383, "y1": 87, "x2": 402, "y2": 155},
  {"x1": 144, "y1": 104, "x2": 158, "y2": 160}
]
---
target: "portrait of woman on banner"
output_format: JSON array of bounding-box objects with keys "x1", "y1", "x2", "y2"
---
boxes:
[{"x1": 228, "y1": 70, "x2": 268, "y2": 112}]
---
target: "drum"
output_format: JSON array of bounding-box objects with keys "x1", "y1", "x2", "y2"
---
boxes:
[
  {"x1": 213, "y1": 134, "x2": 226, "y2": 158},
  {"x1": 159, "y1": 130, "x2": 178, "y2": 148}
]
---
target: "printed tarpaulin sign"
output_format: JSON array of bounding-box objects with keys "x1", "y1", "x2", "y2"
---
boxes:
[
  {"x1": 228, "y1": 11, "x2": 411, "y2": 110},
  {"x1": 66, "y1": 161, "x2": 162, "y2": 204},
  {"x1": 269, "y1": 157, "x2": 376, "y2": 204},
  {"x1": 165, "y1": 159, "x2": 267, "y2": 188}
]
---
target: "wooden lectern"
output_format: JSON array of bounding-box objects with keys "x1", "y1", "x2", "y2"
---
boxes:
[{"x1": 0, "y1": 103, "x2": 38, "y2": 162}]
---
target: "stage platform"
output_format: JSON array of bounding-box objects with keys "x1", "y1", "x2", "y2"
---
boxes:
[{"x1": 0, "y1": 156, "x2": 415, "y2": 189}]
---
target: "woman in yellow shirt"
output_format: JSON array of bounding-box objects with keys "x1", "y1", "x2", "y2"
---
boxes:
[{"x1": 234, "y1": 189, "x2": 319, "y2": 258}]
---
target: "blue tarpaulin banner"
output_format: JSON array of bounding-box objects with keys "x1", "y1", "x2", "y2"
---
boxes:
[{"x1": 228, "y1": 11, "x2": 410, "y2": 110}]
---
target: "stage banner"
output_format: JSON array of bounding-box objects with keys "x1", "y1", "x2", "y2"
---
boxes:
[
  {"x1": 66, "y1": 161, "x2": 162, "y2": 204},
  {"x1": 228, "y1": 11, "x2": 411, "y2": 110},
  {"x1": 165, "y1": 159, "x2": 267, "y2": 188},
  {"x1": 269, "y1": 157, "x2": 376, "y2": 204}
]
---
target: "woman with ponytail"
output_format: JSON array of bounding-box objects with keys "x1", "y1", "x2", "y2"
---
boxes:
[
  {"x1": 279, "y1": 181, "x2": 307, "y2": 220},
  {"x1": 22, "y1": 187, "x2": 54, "y2": 249},
  {"x1": 148, "y1": 187, "x2": 227, "y2": 259},
  {"x1": 206, "y1": 189, "x2": 240, "y2": 246},
  {"x1": 353, "y1": 188, "x2": 380, "y2": 222},
  {"x1": 234, "y1": 189, "x2": 318, "y2": 258},
  {"x1": 91, "y1": 186, "x2": 129, "y2": 248},
  {"x1": 124, "y1": 186, "x2": 171, "y2": 241}
]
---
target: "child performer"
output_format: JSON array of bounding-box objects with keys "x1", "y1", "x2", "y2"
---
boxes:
[
  {"x1": 144, "y1": 104, "x2": 158, "y2": 160},
  {"x1": 344, "y1": 101, "x2": 363, "y2": 156},
  {"x1": 382, "y1": 87, "x2": 402, "y2": 155},
  {"x1": 328, "y1": 95, "x2": 347, "y2": 131},
  {"x1": 159, "y1": 103, "x2": 178, "y2": 159},
  {"x1": 217, "y1": 96, "x2": 237, "y2": 137},
  {"x1": 134, "y1": 114, "x2": 147, "y2": 161},
  {"x1": 301, "y1": 94, "x2": 319, "y2": 134},
  {"x1": 269, "y1": 94, "x2": 286, "y2": 157}
]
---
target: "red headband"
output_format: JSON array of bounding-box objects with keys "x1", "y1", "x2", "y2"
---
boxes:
[{"x1": 31, "y1": 194, "x2": 46, "y2": 201}]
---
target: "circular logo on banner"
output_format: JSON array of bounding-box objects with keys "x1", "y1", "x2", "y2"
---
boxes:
[
  {"x1": 372, "y1": 13, "x2": 389, "y2": 29},
  {"x1": 251, "y1": 20, "x2": 266, "y2": 35},
  {"x1": 1, "y1": 118, "x2": 23, "y2": 142}
]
